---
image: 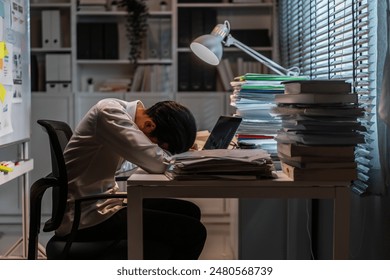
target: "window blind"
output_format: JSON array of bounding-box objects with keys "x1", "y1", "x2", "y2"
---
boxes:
[{"x1": 278, "y1": 0, "x2": 373, "y2": 194}]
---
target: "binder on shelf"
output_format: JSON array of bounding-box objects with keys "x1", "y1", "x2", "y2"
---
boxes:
[
  {"x1": 103, "y1": 23, "x2": 119, "y2": 59},
  {"x1": 78, "y1": 23, "x2": 118, "y2": 60},
  {"x1": 201, "y1": 9, "x2": 217, "y2": 91},
  {"x1": 178, "y1": 9, "x2": 191, "y2": 48},
  {"x1": 41, "y1": 10, "x2": 51, "y2": 48},
  {"x1": 90, "y1": 23, "x2": 104, "y2": 59},
  {"x1": 51, "y1": 10, "x2": 61, "y2": 48},
  {"x1": 217, "y1": 61, "x2": 230, "y2": 91},
  {"x1": 223, "y1": 59, "x2": 235, "y2": 83},
  {"x1": 203, "y1": 63, "x2": 216, "y2": 91},
  {"x1": 77, "y1": 23, "x2": 91, "y2": 59},
  {"x1": 131, "y1": 66, "x2": 145, "y2": 92},
  {"x1": 178, "y1": 53, "x2": 190, "y2": 91},
  {"x1": 141, "y1": 66, "x2": 151, "y2": 91},
  {"x1": 217, "y1": 58, "x2": 234, "y2": 91},
  {"x1": 159, "y1": 18, "x2": 171, "y2": 59},
  {"x1": 31, "y1": 55, "x2": 38, "y2": 91},
  {"x1": 37, "y1": 55, "x2": 46, "y2": 91},
  {"x1": 45, "y1": 54, "x2": 71, "y2": 93},
  {"x1": 149, "y1": 65, "x2": 156, "y2": 92},
  {"x1": 45, "y1": 54, "x2": 59, "y2": 82},
  {"x1": 41, "y1": 10, "x2": 61, "y2": 48},
  {"x1": 147, "y1": 18, "x2": 160, "y2": 59},
  {"x1": 58, "y1": 54, "x2": 71, "y2": 82},
  {"x1": 46, "y1": 54, "x2": 71, "y2": 82},
  {"x1": 190, "y1": 53, "x2": 203, "y2": 91},
  {"x1": 162, "y1": 65, "x2": 173, "y2": 92},
  {"x1": 203, "y1": 8, "x2": 216, "y2": 34},
  {"x1": 237, "y1": 57, "x2": 244, "y2": 75},
  {"x1": 191, "y1": 9, "x2": 204, "y2": 43}
]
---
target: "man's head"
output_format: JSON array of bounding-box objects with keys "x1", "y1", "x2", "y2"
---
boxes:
[{"x1": 138, "y1": 101, "x2": 197, "y2": 154}]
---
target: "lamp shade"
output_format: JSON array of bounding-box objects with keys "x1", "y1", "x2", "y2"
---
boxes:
[
  {"x1": 190, "y1": 34, "x2": 223, "y2": 65},
  {"x1": 190, "y1": 20, "x2": 300, "y2": 76}
]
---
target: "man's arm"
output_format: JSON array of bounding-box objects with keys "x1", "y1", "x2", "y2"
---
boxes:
[{"x1": 95, "y1": 100, "x2": 169, "y2": 174}]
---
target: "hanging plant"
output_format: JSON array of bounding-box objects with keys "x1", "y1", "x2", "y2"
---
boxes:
[{"x1": 118, "y1": 0, "x2": 149, "y2": 64}]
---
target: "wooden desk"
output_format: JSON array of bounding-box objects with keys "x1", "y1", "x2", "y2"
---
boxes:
[{"x1": 126, "y1": 171, "x2": 351, "y2": 260}]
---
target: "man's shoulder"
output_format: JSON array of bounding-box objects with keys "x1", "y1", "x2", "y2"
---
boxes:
[{"x1": 96, "y1": 98, "x2": 122, "y2": 107}]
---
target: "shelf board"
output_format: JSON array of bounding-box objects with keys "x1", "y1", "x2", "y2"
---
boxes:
[
  {"x1": 31, "y1": 47, "x2": 72, "y2": 53},
  {"x1": 31, "y1": 3, "x2": 71, "y2": 9},
  {"x1": 77, "y1": 10, "x2": 127, "y2": 16},
  {"x1": 177, "y1": 3, "x2": 273, "y2": 8},
  {"x1": 77, "y1": 59, "x2": 131, "y2": 64},
  {"x1": 76, "y1": 10, "x2": 172, "y2": 16},
  {"x1": 32, "y1": 91, "x2": 73, "y2": 96},
  {"x1": 138, "y1": 59, "x2": 173, "y2": 65},
  {"x1": 77, "y1": 91, "x2": 128, "y2": 95},
  {"x1": 177, "y1": 47, "x2": 274, "y2": 52},
  {"x1": 77, "y1": 59, "x2": 130, "y2": 64},
  {"x1": 0, "y1": 159, "x2": 34, "y2": 185},
  {"x1": 76, "y1": 59, "x2": 173, "y2": 65}
]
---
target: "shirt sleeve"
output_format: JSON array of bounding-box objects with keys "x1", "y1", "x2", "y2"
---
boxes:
[{"x1": 94, "y1": 100, "x2": 169, "y2": 174}]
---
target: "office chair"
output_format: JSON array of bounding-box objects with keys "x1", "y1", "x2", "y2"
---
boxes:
[{"x1": 28, "y1": 119, "x2": 128, "y2": 259}]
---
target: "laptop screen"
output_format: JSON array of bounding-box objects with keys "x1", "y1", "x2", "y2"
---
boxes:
[{"x1": 202, "y1": 116, "x2": 242, "y2": 150}]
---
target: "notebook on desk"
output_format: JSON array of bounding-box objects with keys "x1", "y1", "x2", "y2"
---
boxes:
[{"x1": 202, "y1": 116, "x2": 242, "y2": 150}]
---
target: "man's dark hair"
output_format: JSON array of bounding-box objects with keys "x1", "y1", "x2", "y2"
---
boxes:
[{"x1": 146, "y1": 101, "x2": 197, "y2": 154}]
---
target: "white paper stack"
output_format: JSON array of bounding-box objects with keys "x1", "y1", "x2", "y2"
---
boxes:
[{"x1": 165, "y1": 149, "x2": 276, "y2": 180}]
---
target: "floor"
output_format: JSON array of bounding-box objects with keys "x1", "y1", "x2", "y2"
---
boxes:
[{"x1": 0, "y1": 222, "x2": 234, "y2": 260}]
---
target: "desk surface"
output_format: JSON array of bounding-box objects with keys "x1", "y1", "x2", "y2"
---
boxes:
[{"x1": 127, "y1": 171, "x2": 351, "y2": 188}]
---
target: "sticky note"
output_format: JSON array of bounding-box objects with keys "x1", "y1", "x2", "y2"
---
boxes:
[
  {"x1": 0, "y1": 84, "x2": 6, "y2": 103},
  {"x1": 0, "y1": 42, "x2": 8, "y2": 59}
]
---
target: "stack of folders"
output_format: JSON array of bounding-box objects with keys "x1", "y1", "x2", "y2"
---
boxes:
[
  {"x1": 229, "y1": 73, "x2": 307, "y2": 158},
  {"x1": 165, "y1": 149, "x2": 275, "y2": 180},
  {"x1": 271, "y1": 79, "x2": 366, "y2": 181}
]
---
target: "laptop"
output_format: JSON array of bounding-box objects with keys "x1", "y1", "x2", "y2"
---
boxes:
[{"x1": 202, "y1": 116, "x2": 242, "y2": 150}]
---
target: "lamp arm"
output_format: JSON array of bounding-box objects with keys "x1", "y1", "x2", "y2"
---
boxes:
[{"x1": 224, "y1": 35, "x2": 299, "y2": 76}]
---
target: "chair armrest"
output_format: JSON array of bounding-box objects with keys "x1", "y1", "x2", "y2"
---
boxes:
[{"x1": 28, "y1": 176, "x2": 61, "y2": 260}]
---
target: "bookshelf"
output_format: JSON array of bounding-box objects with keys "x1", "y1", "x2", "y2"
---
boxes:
[
  {"x1": 176, "y1": 0, "x2": 276, "y2": 92},
  {"x1": 175, "y1": 0, "x2": 278, "y2": 123},
  {"x1": 30, "y1": 0, "x2": 277, "y2": 129},
  {"x1": 28, "y1": 0, "x2": 278, "y2": 258},
  {"x1": 31, "y1": 0, "x2": 278, "y2": 127}
]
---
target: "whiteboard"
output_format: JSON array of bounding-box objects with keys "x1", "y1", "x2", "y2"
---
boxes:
[{"x1": 0, "y1": 0, "x2": 30, "y2": 148}]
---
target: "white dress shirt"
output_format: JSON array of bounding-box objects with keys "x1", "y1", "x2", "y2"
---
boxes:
[{"x1": 56, "y1": 98, "x2": 170, "y2": 236}]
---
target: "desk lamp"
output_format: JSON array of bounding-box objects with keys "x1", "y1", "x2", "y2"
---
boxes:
[{"x1": 190, "y1": 20, "x2": 300, "y2": 76}]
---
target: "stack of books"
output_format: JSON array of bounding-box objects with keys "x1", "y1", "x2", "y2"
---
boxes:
[
  {"x1": 229, "y1": 73, "x2": 307, "y2": 157},
  {"x1": 271, "y1": 79, "x2": 366, "y2": 181}
]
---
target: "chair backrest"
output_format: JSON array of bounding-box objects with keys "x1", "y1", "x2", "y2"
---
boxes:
[
  {"x1": 36, "y1": 120, "x2": 73, "y2": 232},
  {"x1": 28, "y1": 119, "x2": 73, "y2": 259}
]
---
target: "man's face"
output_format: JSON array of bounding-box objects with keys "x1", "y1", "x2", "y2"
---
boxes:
[{"x1": 148, "y1": 136, "x2": 169, "y2": 151}]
